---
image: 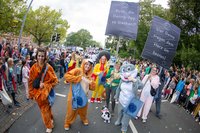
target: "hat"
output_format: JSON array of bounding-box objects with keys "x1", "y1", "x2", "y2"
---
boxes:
[
  {"x1": 96, "y1": 51, "x2": 110, "y2": 63},
  {"x1": 87, "y1": 59, "x2": 94, "y2": 65}
]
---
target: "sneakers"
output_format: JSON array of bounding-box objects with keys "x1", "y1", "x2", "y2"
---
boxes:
[
  {"x1": 142, "y1": 119, "x2": 146, "y2": 123},
  {"x1": 115, "y1": 120, "x2": 121, "y2": 126},
  {"x1": 90, "y1": 97, "x2": 95, "y2": 103},
  {"x1": 64, "y1": 124, "x2": 70, "y2": 131},
  {"x1": 83, "y1": 119, "x2": 89, "y2": 126},
  {"x1": 83, "y1": 122, "x2": 89, "y2": 126},
  {"x1": 14, "y1": 101, "x2": 21, "y2": 107},
  {"x1": 46, "y1": 128, "x2": 52, "y2": 133},
  {"x1": 135, "y1": 116, "x2": 139, "y2": 120},
  {"x1": 96, "y1": 98, "x2": 102, "y2": 103},
  {"x1": 156, "y1": 114, "x2": 162, "y2": 119}
]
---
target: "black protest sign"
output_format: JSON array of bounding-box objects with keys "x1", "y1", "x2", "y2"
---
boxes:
[
  {"x1": 141, "y1": 16, "x2": 181, "y2": 69},
  {"x1": 105, "y1": 1, "x2": 140, "y2": 40}
]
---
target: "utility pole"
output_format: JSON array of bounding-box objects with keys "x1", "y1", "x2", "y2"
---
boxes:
[
  {"x1": 116, "y1": 36, "x2": 122, "y2": 57},
  {"x1": 18, "y1": 0, "x2": 34, "y2": 52}
]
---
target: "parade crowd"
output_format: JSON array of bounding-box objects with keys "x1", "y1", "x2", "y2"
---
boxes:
[{"x1": 0, "y1": 41, "x2": 200, "y2": 133}]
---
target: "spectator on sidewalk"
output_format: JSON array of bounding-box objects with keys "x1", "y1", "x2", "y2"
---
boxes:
[
  {"x1": 16, "y1": 60, "x2": 22, "y2": 85},
  {"x1": 21, "y1": 60, "x2": 30, "y2": 100},
  {"x1": 7, "y1": 58, "x2": 20, "y2": 107},
  {"x1": 170, "y1": 77, "x2": 185, "y2": 104}
]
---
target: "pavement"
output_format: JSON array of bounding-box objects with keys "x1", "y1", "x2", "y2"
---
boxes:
[
  {"x1": 0, "y1": 84, "x2": 35, "y2": 133},
  {"x1": 1, "y1": 71, "x2": 200, "y2": 133},
  {"x1": 6, "y1": 78, "x2": 200, "y2": 133},
  {"x1": 0, "y1": 71, "x2": 61, "y2": 133}
]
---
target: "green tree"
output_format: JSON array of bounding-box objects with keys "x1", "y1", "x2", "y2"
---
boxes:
[
  {"x1": 65, "y1": 29, "x2": 100, "y2": 48},
  {"x1": 24, "y1": 6, "x2": 69, "y2": 46},
  {"x1": 169, "y1": 0, "x2": 200, "y2": 68},
  {"x1": 105, "y1": 0, "x2": 169, "y2": 58},
  {"x1": 0, "y1": 0, "x2": 27, "y2": 34},
  {"x1": 135, "y1": 0, "x2": 170, "y2": 57}
]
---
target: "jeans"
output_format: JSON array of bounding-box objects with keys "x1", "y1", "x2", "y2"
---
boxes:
[
  {"x1": 155, "y1": 81, "x2": 164, "y2": 116},
  {"x1": 59, "y1": 66, "x2": 64, "y2": 78},
  {"x1": 105, "y1": 86, "x2": 117, "y2": 112}
]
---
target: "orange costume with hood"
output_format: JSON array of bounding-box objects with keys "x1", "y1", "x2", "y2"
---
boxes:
[
  {"x1": 29, "y1": 63, "x2": 58, "y2": 129},
  {"x1": 64, "y1": 59, "x2": 95, "y2": 129}
]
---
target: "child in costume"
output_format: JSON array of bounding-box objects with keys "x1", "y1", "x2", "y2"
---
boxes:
[
  {"x1": 64, "y1": 59, "x2": 95, "y2": 131},
  {"x1": 90, "y1": 51, "x2": 110, "y2": 103},
  {"x1": 114, "y1": 61, "x2": 143, "y2": 133}
]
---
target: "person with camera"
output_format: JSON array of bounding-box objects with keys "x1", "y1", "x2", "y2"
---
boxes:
[{"x1": 28, "y1": 48, "x2": 58, "y2": 133}]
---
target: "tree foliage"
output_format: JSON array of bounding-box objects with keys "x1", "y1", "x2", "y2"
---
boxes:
[
  {"x1": 169, "y1": 0, "x2": 200, "y2": 69},
  {"x1": 65, "y1": 29, "x2": 101, "y2": 48},
  {"x1": 24, "y1": 6, "x2": 69, "y2": 45},
  {"x1": 0, "y1": 0, "x2": 27, "y2": 34},
  {"x1": 105, "y1": 0, "x2": 169, "y2": 58}
]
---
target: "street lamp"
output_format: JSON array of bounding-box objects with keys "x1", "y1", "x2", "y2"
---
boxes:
[{"x1": 18, "y1": 0, "x2": 34, "y2": 52}]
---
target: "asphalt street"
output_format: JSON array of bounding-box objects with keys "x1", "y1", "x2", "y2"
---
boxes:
[{"x1": 8, "y1": 78, "x2": 200, "y2": 133}]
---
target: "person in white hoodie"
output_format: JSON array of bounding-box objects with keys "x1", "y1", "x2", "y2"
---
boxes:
[{"x1": 21, "y1": 60, "x2": 30, "y2": 100}]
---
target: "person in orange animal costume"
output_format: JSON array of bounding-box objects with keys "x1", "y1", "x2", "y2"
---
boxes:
[
  {"x1": 29, "y1": 48, "x2": 58, "y2": 133},
  {"x1": 64, "y1": 59, "x2": 95, "y2": 131}
]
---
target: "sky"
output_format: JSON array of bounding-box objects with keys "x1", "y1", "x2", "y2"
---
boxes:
[{"x1": 30, "y1": 0, "x2": 169, "y2": 47}]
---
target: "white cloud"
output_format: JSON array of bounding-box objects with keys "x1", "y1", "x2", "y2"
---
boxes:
[{"x1": 30, "y1": 0, "x2": 168, "y2": 47}]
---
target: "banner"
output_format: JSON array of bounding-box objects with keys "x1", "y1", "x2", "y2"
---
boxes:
[
  {"x1": 105, "y1": 1, "x2": 140, "y2": 40},
  {"x1": 141, "y1": 16, "x2": 181, "y2": 69}
]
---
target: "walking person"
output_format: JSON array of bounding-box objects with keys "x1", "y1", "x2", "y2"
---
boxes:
[
  {"x1": 104, "y1": 61, "x2": 121, "y2": 114},
  {"x1": 136, "y1": 67, "x2": 160, "y2": 123},
  {"x1": 29, "y1": 48, "x2": 58, "y2": 133},
  {"x1": 155, "y1": 67, "x2": 165, "y2": 118},
  {"x1": 64, "y1": 59, "x2": 95, "y2": 131},
  {"x1": 90, "y1": 51, "x2": 110, "y2": 103}
]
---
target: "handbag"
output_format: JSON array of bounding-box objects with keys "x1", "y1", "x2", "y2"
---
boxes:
[
  {"x1": 32, "y1": 64, "x2": 46, "y2": 89},
  {"x1": 41, "y1": 64, "x2": 56, "y2": 106},
  {"x1": 150, "y1": 85, "x2": 157, "y2": 96},
  {"x1": 32, "y1": 77, "x2": 41, "y2": 89},
  {"x1": 0, "y1": 80, "x2": 12, "y2": 105},
  {"x1": 72, "y1": 83, "x2": 88, "y2": 109},
  {"x1": 124, "y1": 97, "x2": 143, "y2": 118}
]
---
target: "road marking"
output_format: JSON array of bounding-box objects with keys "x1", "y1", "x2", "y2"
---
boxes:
[
  {"x1": 55, "y1": 93, "x2": 66, "y2": 97},
  {"x1": 129, "y1": 120, "x2": 138, "y2": 133},
  {"x1": 161, "y1": 100, "x2": 168, "y2": 103}
]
